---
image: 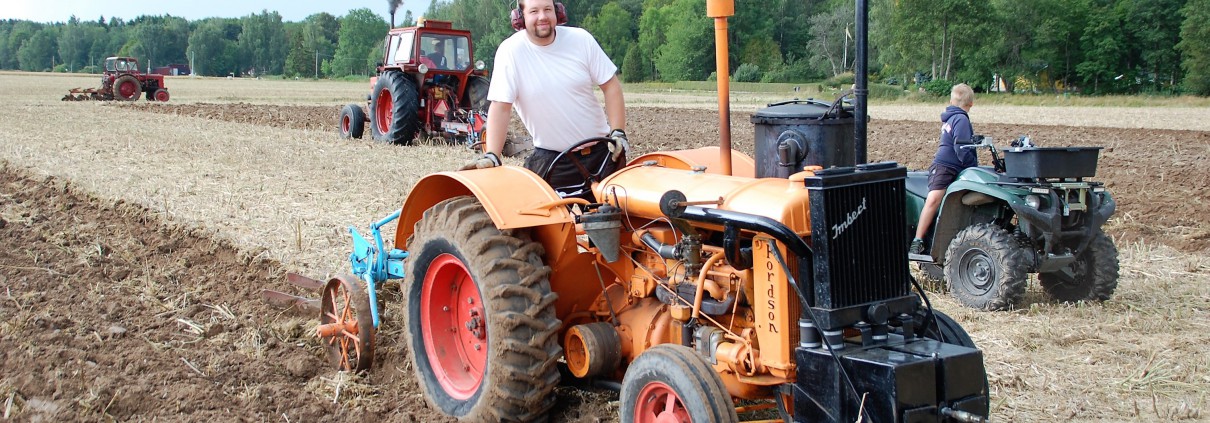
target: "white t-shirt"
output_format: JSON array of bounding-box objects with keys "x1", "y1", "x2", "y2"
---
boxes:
[{"x1": 488, "y1": 27, "x2": 617, "y2": 151}]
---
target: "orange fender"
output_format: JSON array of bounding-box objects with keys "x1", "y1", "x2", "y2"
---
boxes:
[
  {"x1": 394, "y1": 165, "x2": 603, "y2": 320},
  {"x1": 394, "y1": 166, "x2": 575, "y2": 247}
]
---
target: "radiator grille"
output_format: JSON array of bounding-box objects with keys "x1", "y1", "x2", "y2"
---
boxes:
[{"x1": 804, "y1": 162, "x2": 909, "y2": 309}]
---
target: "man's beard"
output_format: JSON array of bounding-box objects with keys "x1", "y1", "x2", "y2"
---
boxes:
[{"x1": 528, "y1": 23, "x2": 553, "y2": 40}]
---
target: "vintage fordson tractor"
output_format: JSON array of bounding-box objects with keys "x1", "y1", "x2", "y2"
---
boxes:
[{"x1": 278, "y1": 1, "x2": 991, "y2": 422}]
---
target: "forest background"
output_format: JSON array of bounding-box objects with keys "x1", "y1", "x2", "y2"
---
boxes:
[{"x1": 2, "y1": 0, "x2": 1209, "y2": 96}]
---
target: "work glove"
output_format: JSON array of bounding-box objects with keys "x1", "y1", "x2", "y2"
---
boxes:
[
  {"x1": 607, "y1": 129, "x2": 629, "y2": 162},
  {"x1": 458, "y1": 151, "x2": 501, "y2": 171}
]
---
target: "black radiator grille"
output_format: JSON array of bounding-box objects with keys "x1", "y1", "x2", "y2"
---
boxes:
[{"x1": 805, "y1": 163, "x2": 909, "y2": 309}]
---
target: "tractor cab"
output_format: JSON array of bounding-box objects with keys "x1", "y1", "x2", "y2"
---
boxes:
[
  {"x1": 382, "y1": 19, "x2": 481, "y2": 76},
  {"x1": 104, "y1": 57, "x2": 140, "y2": 74}
]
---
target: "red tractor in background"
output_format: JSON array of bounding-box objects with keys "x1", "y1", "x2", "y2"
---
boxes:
[
  {"x1": 339, "y1": 19, "x2": 493, "y2": 148},
  {"x1": 62, "y1": 56, "x2": 171, "y2": 102}
]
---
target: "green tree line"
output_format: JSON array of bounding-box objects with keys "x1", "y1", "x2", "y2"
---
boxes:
[{"x1": 2, "y1": 0, "x2": 1208, "y2": 94}]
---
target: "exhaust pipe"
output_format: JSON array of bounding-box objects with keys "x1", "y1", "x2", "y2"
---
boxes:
[
  {"x1": 708, "y1": 0, "x2": 734, "y2": 176},
  {"x1": 854, "y1": 0, "x2": 868, "y2": 164}
]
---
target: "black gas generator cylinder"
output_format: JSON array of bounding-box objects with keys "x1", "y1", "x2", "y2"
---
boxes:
[{"x1": 751, "y1": 99, "x2": 859, "y2": 178}]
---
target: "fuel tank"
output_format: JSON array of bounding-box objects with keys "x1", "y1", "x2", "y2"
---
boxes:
[{"x1": 595, "y1": 163, "x2": 813, "y2": 235}]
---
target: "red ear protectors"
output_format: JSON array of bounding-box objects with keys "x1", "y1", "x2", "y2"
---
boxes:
[{"x1": 511, "y1": 2, "x2": 567, "y2": 31}]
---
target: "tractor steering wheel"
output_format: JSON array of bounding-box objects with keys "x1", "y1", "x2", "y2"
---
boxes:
[{"x1": 539, "y1": 137, "x2": 621, "y2": 200}]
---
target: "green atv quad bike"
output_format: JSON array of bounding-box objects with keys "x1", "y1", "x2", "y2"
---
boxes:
[{"x1": 906, "y1": 136, "x2": 1120, "y2": 311}]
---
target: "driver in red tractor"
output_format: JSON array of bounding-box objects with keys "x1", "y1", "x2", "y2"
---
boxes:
[{"x1": 461, "y1": 0, "x2": 629, "y2": 201}]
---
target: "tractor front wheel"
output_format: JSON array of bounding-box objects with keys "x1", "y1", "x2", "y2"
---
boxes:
[
  {"x1": 153, "y1": 89, "x2": 170, "y2": 102},
  {"x1": 404, "y1": 196, "x2": 561, "y2": 421},
  {"x1": 1039, "y1": 230, "x2": 1119, "y2": 303},
  {"x1": 918, "y1": 310, "x2": 990, "y2": 414},
  {"x1": 113, "y1": 75, "x2": 140, "y2": 101},
  {"x1": 338, "y1": 104, "x2": 366, "y2": 139},
  {"x1": 370, "y1": 71, "x2": 420, "y2": 145},
  {"x1": 620, "y1": 344, "x2": 738, "y2": 423},
  {"x1": 944, "y1": 224, "x2": 1027, "y2": 311}
]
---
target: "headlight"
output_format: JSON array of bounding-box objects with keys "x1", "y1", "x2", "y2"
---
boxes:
[
  {"x1": 475, "y1": 60, "x2": 486, "y2": 70},
  {"x1": 1025, "y1": 194, "x2": 1042, "y2": 209},
  {"x1": 418, "y1": 63, "x2": 429, "y2": 74}
]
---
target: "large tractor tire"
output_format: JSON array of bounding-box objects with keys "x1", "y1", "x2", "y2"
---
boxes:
[
  {"x1": 338, "y1": 104, "x2": 366, "y2": 139},
  {"x1": 403, "y1": 196, "x2": 561, "y2": 422},
  {"x1": 620, "y1": 344, "x2": 738, "y2": 423},
  {"x1": 113, "y1": 75, "x2": 141, "y2": 101},
  {"x1": 463, "y1": 76, "x2": 490, "y2": 111},
  {"x1": 369, "y1": 71, "x2": 420, "y2": 145},
  {"x1": 944, "y1": 224, "x2": 1027, "y2": 311},
  {"x1": 1039, "y1": 230, "x2": 1119, "y2": 303}
]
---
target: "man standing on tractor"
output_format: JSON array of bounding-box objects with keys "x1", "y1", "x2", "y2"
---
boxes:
[
  {"x1": 461, "y1": 0, "x2": 628, "y2": 200},
  {"x1": 910, "y1": 83, "x2": 977, "y2": 254}
]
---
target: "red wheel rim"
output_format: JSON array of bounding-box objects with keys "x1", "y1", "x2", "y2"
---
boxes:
[
  {"x1": 321, "y1": 280, "x2": 364, "y2": 371},
  {"x1": 375, "y1": 88, "x2": 393, "y2": 134},
  {"x1": 420, "y1": 253, "x2": 487, "y2": 400},
  {"x1": 155, "y1": 90, "x2": 169, "y2": 101},
  {"x1": 341, "y1": 114, "x2": 351, "y2": 133},
  {"x1": 634, "y1": 381, "x2": 691, "y2": 423},
  {"x1": 119, "y1": 81, "x2": 137, "y2": 99}
]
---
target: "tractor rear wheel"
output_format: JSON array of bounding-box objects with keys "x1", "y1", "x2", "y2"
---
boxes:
[
  {"x1": 620, "y1": 344, "x2": 738, "y2": 423},
  {"x1": 113, "y1": 75, "x2": 140, "y2": 101},
  {"x1": 944, "y1": 224, "x2": 1027, "y2": 311},
  {"x1": 318, "y1": 274, "x2": 375, "y2": 372},
  {"x1": 1039, "y1": 230, "x2": 1119, "y2": 302},
  {"x1": 153, "y1": 89, "x2": 170, "y2": 102},
  {"x1": 464, "y1": 76, "x2": 490, "y2": 111},
  {"x1": 404, "y1": 196, "x2": 561, "y2": 421},
  {"x1": 338, "y1": 104, "x2": 366, "y2": 139},
  {"x1": 370, "y1": 71, "x2": 420, "y2": 145}
]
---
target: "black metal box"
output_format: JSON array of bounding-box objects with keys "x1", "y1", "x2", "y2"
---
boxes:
[{"x1": 1002, "y1": 147, "x2": 1102, "y2": 179}]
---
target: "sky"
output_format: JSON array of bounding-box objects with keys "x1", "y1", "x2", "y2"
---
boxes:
[{"x1": 1, "y1": 0, "x2": 425, "y2": 24}]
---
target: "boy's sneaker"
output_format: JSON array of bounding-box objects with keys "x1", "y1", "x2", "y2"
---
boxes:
[{"x1": 908, "y1": 238, "x2": 925, "y2": 255}]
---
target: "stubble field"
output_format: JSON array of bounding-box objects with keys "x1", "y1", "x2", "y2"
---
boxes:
[{"x1": 1, "y1": 72, "x2": 1209, "y2": 422}]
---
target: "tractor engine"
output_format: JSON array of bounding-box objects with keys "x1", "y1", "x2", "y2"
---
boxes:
[{"x1": 578, "y1": 160, "x2": 988, "y2": 422}]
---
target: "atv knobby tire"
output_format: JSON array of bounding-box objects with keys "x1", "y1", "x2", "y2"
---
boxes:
[
  {"x1": 404, "y1": 196, "x2": 561, "y2": 422},
  {"x1": 1039, "y1": 230, "x2": 1119, "y2": 302},
  {"x1": 370, "y1": 71, "x2": 420, "y2": 145},
  {"x1": 944, "y1": 223, "x2": 1027, "y2": 311}
]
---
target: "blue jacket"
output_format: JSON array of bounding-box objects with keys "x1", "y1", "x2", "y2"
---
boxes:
[{"x1": 933, "y1": 105, "x2": 978, "y2": 170}]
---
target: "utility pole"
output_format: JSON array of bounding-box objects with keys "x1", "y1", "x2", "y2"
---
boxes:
[
  {"x1": 190, "y1": 50, "x2": 195, "y2": 77},
  {"x1": 315, "y1": 50, "x2": 318, "y2": 79}
]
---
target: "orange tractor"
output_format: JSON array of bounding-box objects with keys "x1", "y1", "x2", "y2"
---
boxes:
[
  {"x1": 338, "y1": 18, "x2": 492, "y2": 148},
  {"x1": 278, "y1": 1, "x2": 991, "y2": 421},
  {"x1": 62, "y1": 56, "x2": 170, "y2": 102}
]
